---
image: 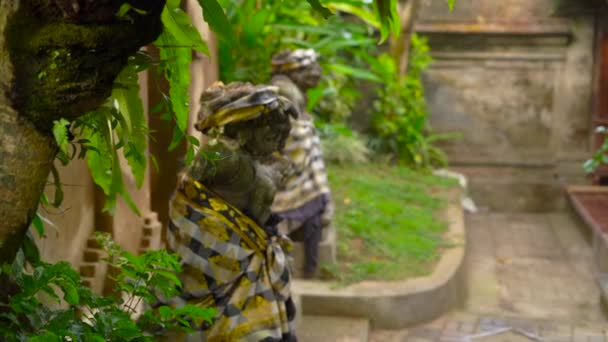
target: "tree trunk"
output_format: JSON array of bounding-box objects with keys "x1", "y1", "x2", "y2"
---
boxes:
[
  {"x1": 0, "y1": 0, "x2": 165, "y2": 265},
  {"x1": 390, "y1": 0, "x2": 420, "y2": 76}
]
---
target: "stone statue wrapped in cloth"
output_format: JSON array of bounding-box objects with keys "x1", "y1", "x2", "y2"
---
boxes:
[
  {"x1": 269, "y1": 49, "x2": 334, "y2": 278},
  {"x1": 162, "y1": 82, "x2": 299, "y2": 341}
]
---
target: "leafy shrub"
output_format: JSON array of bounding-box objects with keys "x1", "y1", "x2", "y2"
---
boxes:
[
  {"x1": 318, "y1": 123, "x2": 370, "y2": 164},
  {"x1": 218, "y1": 0, "x2": 378, "y2": 100},
  {"x1": 584, "y1": 126, "x2": 608, "y2": 174},
  {"x1": 309, "y1": 71, "x2": 360, "y2": 123},
  {"x1": 0, "y1": 233, "x2": 214, "y2": 341},
  {"x1": 367, "y1": 34, "x2": 447, "y2": 169},
  {"x1": 217, "y1": 2, "x2": 448, "y2": 170}
]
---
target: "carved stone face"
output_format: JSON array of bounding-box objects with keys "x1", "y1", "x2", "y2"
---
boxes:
[
  {"x1": 290, "y1": 63, "x2": 322, "y2": 91},
  {"x1": 242, "y1": 112, "x2": 291, "y2": 158}
]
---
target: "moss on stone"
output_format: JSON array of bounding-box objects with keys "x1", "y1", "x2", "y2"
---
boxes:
[{"x1": 5, "y1": 0, "x2": 164, "y2": 132}]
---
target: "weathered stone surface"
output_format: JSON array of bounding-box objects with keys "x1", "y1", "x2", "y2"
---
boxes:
[
  {"x1": 424, "y1": 62, "x2": 558, "y2": 162},
  {"x1": 369, "y1": 211, "x2": 607, "y2": 342},
  {"x1": 297, "y1": 315, "x2": 369, "y2": 342},
  {"x1": 418, "y1": 0, "x2": 562, "y2": 23},
  {"x1": 414, "y1": 0, "x2": 595, "y2": 211}
]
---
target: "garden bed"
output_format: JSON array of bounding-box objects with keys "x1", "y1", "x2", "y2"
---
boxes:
[
  {"x1": 323, "y1": 164, "x2": 459, "y2": 284},
  {"x1": 292, "y1": 166, "x2": 466, "y2": 329}
]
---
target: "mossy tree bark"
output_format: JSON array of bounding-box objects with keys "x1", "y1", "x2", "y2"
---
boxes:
[
  {"x1": 390, "y1": 0, "x2": 420, "y2": 75},
  {"x1": 0, "y1": 0, "x2": 165, "y2": 265}
]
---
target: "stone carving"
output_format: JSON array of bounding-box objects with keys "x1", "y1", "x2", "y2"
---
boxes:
[
  {"x1": 164, "y1": 82, "x2": 298, "y2": 341},
  {"x1": 270, "y1": 49, "x2": 334, "y2": 278}
]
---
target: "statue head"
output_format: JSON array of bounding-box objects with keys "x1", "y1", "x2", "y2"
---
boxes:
[
  {"x1": 271, "y1": 49, "x2": 322, "y2": 90},
  {"x1": 195, "y1": 82, "x2": 297, "y2": 157}
]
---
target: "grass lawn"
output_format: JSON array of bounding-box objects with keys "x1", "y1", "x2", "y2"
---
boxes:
[{"x1": 323, "y1": 163, "x2": 458, "y2": 285}]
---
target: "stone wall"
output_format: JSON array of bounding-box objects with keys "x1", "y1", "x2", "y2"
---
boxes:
[{"x1": 416, "y1": 0, "x2": 596, "y2": 211}]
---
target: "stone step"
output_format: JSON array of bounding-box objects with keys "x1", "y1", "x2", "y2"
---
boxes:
[
  {"x1": 139, "y1": 212, "x2": 164, "y2": 254},
  {"x1": 296, "y1": 315, "x2": 369, "y2": 342}
]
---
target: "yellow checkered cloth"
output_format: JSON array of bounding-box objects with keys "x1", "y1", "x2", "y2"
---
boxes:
[
  {"x1": 166, "y1": 177, "x2": 295, "y2": 341},
  {"x1": 272, "y1": 118, "x2": 331, "y2": 214}
]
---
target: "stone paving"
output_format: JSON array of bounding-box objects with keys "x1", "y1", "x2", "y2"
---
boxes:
[{"x1": 370, "y1": 212, "x2": 608, "y2": 342}]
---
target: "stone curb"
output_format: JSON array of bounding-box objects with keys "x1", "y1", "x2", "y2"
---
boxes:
[{"x1": 292, "y1": 187, "x2": 467, "y2": 329}]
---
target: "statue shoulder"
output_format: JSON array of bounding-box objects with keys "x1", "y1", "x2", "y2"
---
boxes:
[
  {"x1": 271, "y1": 75, "x2": 305, "y2": 110},
  {"x1": 187, "y1": 141, "x2": 246, "y2": 183}
]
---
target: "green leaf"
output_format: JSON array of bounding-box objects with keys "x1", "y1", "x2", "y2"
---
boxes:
[
  {"x1": 447, "y1": 0, "x2": 456, "y2": 11},
  {"x1": 28, "y1": 331, "x2": 63, "y2": 342},
  {"x1": 84, "y1": 110, "x2": 113, "y2": 196},
  {"x1": 112, "y1": 61, "x2": 148, "y2": 188},
  {"x1": 62, "y1": 283, "x2": 79, "y2": 306},
  {"x1": 327, "y1": 63, "x2": 382, "y2": 82},
  {"x1": 325, "y1": 2, "x2": 379, "y2": 28},
  {"x1": 120, "y1": 252, "x2": 144, "y2": 270},
  {"x1": 153, "y1": 269, "x2": 181, "y2": 287},
  {"x1": 306, "y1": 0, "x2": 333, "y2": 18},
  {"x1": 307, "y1": 86, "x2": 325, "y2": 112},
  {"x1": 52, "y1": 118, "x2": 70, "y2": 155},
  {"x1": 168, "y1": 118, "x2": 186, "y2": 151},
  {"x1": 155, "y1": 30, "x2": 192, "y2": 150},
  {"x1": 185, "y1": 143, "x2": 196, "y2": 166},
  {"x1": 49, "y1": 164, "x2": 64, "y2": 208},
  {"x1": 373, "y1": 0, "x2": 399, "y2": 43},
  {"x1": 22, "y1": 233, "x2": 41, "y2": 264},
  {"x1": 161, "y1": 4, "x2": 209, "y2": 54},
  {"x1": 83, "y1": 109, "x2": 140, "y2": 214},
  {"x1": 31, "y1": 214, "x2": 45, "y2": 237},
  {"x1": 198, "y1": 0, "x2": 235, "y2": 44},
  {"x1": 158, "y1": 305, "x2": 172, "y2": 319}
]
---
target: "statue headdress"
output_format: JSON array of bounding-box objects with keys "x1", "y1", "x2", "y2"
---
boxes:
[
  {"x1": 195, "y1": 81, "x2": 297, "y2": 134},
  {"x1": 271, "y1": 49, "x2": 320, "y2": 73}
]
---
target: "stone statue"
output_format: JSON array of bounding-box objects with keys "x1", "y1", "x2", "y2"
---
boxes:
[
  {"x1": 164, "y1": 82, "x2": 298, "y2": 341},
  {"x1": 270, "y1": 49, "x2": 334, "y2": 278}
]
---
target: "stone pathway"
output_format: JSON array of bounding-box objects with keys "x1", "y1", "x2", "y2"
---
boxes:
[{"x1": 370, "y1": 212, "x2": 608, "y2": 341}]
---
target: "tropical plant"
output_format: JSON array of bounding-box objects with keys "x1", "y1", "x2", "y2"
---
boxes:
[
  {"x1": 318, "y1": 122, "x2": 370, "y2": 164},
  {"x1": 367, "y1": 34, "x2": 446, "y2": 169},
  {"x1": 584, "y1": 126, "x2": 608, "y2": 174},
  {"x1": 217, "y1": 0, "x2": 379, "y2": 84},
  {"x1": 1, "y1": 0, "x2": 402, "y2": 267},
  {"x1": 0, "y1": 1, "x2": 402, "y2": 339},
  {"x1": 0, "y1": 232, "x2": 214, "y2": 341}
]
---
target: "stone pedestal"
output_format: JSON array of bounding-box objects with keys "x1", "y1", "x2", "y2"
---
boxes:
[{"x1": 289, "y1": 226, "x2": 337, "y2": 279}]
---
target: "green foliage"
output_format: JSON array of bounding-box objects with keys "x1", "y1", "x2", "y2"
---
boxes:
[
  {"x1": 50, "y1": 1, "x2": 213, "y2": 213},
  {"x1": 373, "y1": 0, "x2": 398, "y2": 42},
  {"x1": 198, "y1": 0, "x2": 235, "y2": 43},
  {"x1": 0, "y1": 233, "x2": 214, "y2": 341},
  {"x1": 367, "y1": 34, "x2": 446, "y2": 169},
  {"x1": 584, "y1": 126, "x2": 608, "y2": 174},
  {"x1": 447, "y1": 0, "x2": 456, "y2": 10},
  {"x1": 52, "y1": 118, "x2": 70, "y2": 165},
  {"x1": 310, "y1": 72, "x2": 360, "y2": 122},
  {"x1": 318, "y1": 123, "x2": 370, "y2": 164},
  {"x1": 218, "y1": 0, "x2": 379, "y2": 84},
  {"x1": 156, "y1": 0, "x2": 208, "y2": 154},
  {"x1": 216, "y1": 1, "x2": 451, "y2": 171},
  {"x1": 305, "y1": 0, "x2": 333, "y2": 18},
  {"x1": 323, "y1": 164, "x2": 457, "y2": 285}
]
